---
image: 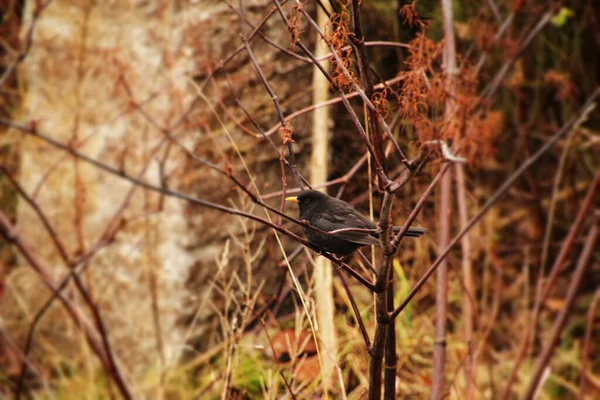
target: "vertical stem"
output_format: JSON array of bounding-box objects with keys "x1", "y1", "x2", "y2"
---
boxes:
[
  {"x1": 523, "y1": 222, "x2": 598, "y2": 399},
  {"x1": 431, "y1": 167, "x2": 451, "y2": 400},
  {"x1": 384, "y1": 269, "x2": 397, "y2": 399},
  {"x1": 311, "y1": 0, "x2": 337, "y2": 390},
  {"x1": 456, "y1": 164, "x2": 476, "y2": 399},
  {"x1": 72, "y1": 2, "x2": 93, "y2": 256},
  {"x1": 432, "y1": 0, "x2": 457, "y2": 397},
  {"x1": 579, "y1": 290, "x2": 600, "y2": 399},
  {"x1": 369, "y1": 192, "x2": 395, "y2": 400},
  {"x1": 350, "y1": 0, "x2": 387, "y2": 186},
  {"x1": 369, "y1": 274, "x2": 389, "y2": 400},
  {"x1": 501, "y1": 173, "x2": 599, "y2": 399},
  {"x1": 0, "y1": 212, "x2": 133, "y2": 400}
]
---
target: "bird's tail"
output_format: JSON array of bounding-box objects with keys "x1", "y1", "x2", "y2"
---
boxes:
[{"x1": 392, "y1": 226, "x2": 427, "y2": 238}]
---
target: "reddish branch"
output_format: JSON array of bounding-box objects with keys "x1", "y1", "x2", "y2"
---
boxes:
[
  {"x1": 501, "y1": 172, "x2": 600, "y2": 399},
  {"x1": 431, "y1": 0, "x2": 458, "y2": 398},
  {"x1": 391, "y1": 90, "x2": 599, "y2": 321},
  {"x1": 3, "y1": 133, "x2": 173, "y2": 399},
  {"x1": 238, "y1": 0, "x2": 305, "y2": 190},
  {"x1": 293, "y1": 1, "x2": 410, "y2": 171},
  {"x1": 432, "y1": 169, "x2": 451, "y2": 400},
  {"x1": 0, "y1": 212, "x2": 134, "y2": 400},
  {"x1": 334, "y1": 267, "x2": 371, "y2": 349},
  {"x1": 481, "y1": 11, "x2": 552, "y2": 100},
  {"x1": 580, "y1": 290, "x2": 600, "y2": 398},
  {"x1": 523, "y1": 222, "x2": 598, "y2": 399},
  {"x1": 350, "y1": 0, "x2": 388, "y2": 188},
  {"x1": 0, "y1": 120, "x2": 376, "y2": 296},
  {"x1": 271, "y1": 0, "x2": 392, "y2": 186},
  {"x1": 0, "y1": 1, "x2": 54, "y2": 89}
]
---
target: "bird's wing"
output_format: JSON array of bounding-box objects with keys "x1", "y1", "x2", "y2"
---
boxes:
[{"x1": 317, "y1": 208, "x2": 380, "y2": 246}]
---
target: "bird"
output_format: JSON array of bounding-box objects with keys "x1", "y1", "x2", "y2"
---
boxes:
[{"x1": 286, "y1": 190, "x2": 427, "y2": 256}]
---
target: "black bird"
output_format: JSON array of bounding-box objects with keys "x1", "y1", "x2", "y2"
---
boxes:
[{"x1": 286, "y1": 190, "x2": 427, "y2": 256}]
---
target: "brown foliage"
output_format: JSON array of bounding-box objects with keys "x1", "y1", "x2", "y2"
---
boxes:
[{"x1": 326, "y1": 6, "x2": 357, "y2": 91}]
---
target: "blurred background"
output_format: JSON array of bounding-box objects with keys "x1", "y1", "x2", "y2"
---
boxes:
[{"x1": 0, "y1": 0, "x2": 599, "y2": 398}]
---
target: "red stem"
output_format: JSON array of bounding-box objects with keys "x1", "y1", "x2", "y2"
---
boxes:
[{"x1": 523, "y1": 222, "x2": 598, "y2": 399}]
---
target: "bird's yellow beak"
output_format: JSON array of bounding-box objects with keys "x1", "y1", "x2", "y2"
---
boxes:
[{"x1": 285, "y1": 196, "x2": 299, "y2": 203}]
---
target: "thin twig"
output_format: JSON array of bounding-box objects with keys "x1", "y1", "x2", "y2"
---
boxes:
[
  {"x1": 239, "y1": 0, "x2": 304, "y2": 189},
  {"x1": 523, "y1": 222, "x2": 598, "y2": 400},
  {"x1": 501, "y1": 172, "x2": 600, "y2": 399},
  {"x1": 334, "y1": 267, "x2": 371, "y2": 349},
  {"x1": 456, "y1": 163, "x2": 476, "y2": 400},
  {"x1": 0, "y1": 212, "x2": 134, "y2": 400},
  {"x1": 0, "y1": 1, "x2": 54, "y2": 89},
  {"x1": 579, "y1": 290, "x2": 600, "y2": 399},
  {"x1": 391, "y1": 92, "x2": 599, "y2": 320},
  {"x1": 481, "y1": 12, "x2": 552, "y2": 100}
]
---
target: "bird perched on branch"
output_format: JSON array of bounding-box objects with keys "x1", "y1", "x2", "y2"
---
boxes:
[{"x1": 286, "y1": 190, "x2": 427, "y2": 256}]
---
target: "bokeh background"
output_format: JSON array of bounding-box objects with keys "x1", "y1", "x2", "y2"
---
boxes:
[{"x1": 1, "y1": 0, "x2": 599, "y2": 398}]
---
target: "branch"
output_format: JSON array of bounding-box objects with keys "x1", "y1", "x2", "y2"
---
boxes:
[
  {"x1": 270, "y1": 0, "x2": 391, "y2": 185},
  {"x1": 523, "y1": 222, "x2": 598, "y2": 400},
  {"x1": 334, "y1": 267, "x2": 371, "y2": 349},
  {"x1": 239, "y1": 0, "x2": 305, "y2": 190},
  {"x1": 0, "y1": 120, "x2": 385, "y2": 295},
  {"x1": 0, "y1": 1, "x2": 54, "y2": 89},
  {"x1": 0, "y1": 212, "x2": 134, "y2": 400},
  {"x1": 390, "y1": 90, "x2": 599, "y2": 320},
  {"x1": 501, "y1": 172, "x2": 600, "y2": 399}
]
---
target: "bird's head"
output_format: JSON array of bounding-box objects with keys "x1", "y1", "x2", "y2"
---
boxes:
[{"x1": 285, "y1": 190, "x2": 328, "y2": 218}]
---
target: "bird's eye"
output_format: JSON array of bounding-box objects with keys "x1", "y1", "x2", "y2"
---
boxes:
[{"x1": 304, "y1": 199, "x2": 310, "y2": 204}]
